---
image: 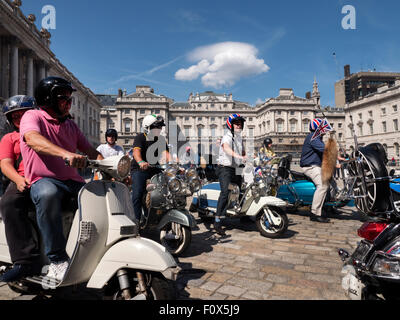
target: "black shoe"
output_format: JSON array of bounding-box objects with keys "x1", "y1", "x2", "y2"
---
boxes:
[
  {"x1": 0, "y1": 264, "x2": 41, "y2": 283},
  {"x1": 214, "y1": 221, "x2": 226, "y2": 236},
  {"x1": 310, "y1": 214, "x2": 330, "y2": 223}
]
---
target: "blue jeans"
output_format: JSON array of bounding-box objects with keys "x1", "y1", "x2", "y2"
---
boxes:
[
  {"x1": 30, "y1": 178, "x2": 84, "y2": 263},
  {"x1": 131, "y1": 170, "x2": 151, "y2": 221}
]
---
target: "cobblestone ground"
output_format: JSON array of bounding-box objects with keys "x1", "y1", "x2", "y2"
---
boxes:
[
  {"x1": 0, "y1": 206, "x2": 364, "y2": 300},
  {"x1": 173, "y1": 206, "x2": 364, "y2": 300}
]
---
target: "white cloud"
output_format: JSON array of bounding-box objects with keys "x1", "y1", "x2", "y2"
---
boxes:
[{"x1": 175, "y1": 42, "x2": 270, "y2": 88}]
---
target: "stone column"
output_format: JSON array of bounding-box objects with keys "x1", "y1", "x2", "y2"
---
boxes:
[
  {"x1": 26, "y1": 50, "x2": 34, "y2": 96},
  {"x1": 38, "y1": 61, "x2": 46, "y2": 81},
  {"x1": 10, "y1": 38, "x2": 19, "y2": 96},
  {"x1": 0, "y1": 37, "x2": 10, "y2": 99}
]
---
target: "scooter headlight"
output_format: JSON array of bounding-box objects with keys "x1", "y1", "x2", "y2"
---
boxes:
[
  {"x1": 188, "y1": 177, "x2": 202, "y2": 193},
  {"x1": 165, "y1": 166, "x2": 178, "y2": 179},
  {"x1": 168, "y1": 177, "x2": 182, "y2": 193},
  {"x1": 185, "y1": 167, "x2": 198, "y2": 179},
  {"x1": 117, "y1": 155, "x2": 131, "y2": 179}
]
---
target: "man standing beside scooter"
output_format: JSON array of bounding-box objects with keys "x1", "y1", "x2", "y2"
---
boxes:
[
  {"x1": 300, "y1": 118, "x2": 330, "y2": 223},
  {"x1": 214, "y1": 114, "x2": 247, "y2": 235}
]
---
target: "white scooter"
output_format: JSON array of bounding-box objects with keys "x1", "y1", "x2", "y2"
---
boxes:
[
  {"x1": 0, "y1": 155, "x2": 179, "y2": 300},
  {"x1": 190, "y1": 162, "x2": 289, "y2": 238}
]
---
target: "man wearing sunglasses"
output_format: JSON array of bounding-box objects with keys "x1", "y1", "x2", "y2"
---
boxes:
[
  {"x1": 19, "y1": 77, "x2": 103, "y2": 282},
  {"x1": 130, "y1": 114, "x2": 171, "y2": 221}
]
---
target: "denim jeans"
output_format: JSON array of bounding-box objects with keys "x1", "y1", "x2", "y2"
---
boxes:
[
  {"x1": 30, "y1": 178, "x2": 84, "y2": 263},
  {"x1": 131, "y1": 170, "x2": 152, "y2": 221},
  {"x1": 216, "y1": 166, "x2": 243, "y2": 219}
]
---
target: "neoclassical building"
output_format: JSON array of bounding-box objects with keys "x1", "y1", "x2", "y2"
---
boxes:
[
  {"x1": 345, "y1": 80, "x2": 400, "y2": 160},
  {"x1": 0, "y1": 0, "x2": 102, "y2": 146},
  {"x1": 99, "y1": 80, "x2": 346, "y2": 161}
]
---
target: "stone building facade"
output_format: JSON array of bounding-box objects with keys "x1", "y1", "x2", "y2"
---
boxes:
[
  {"x1": 0, "y1": 0, "x2": 102, "y2": 146},
  {"x1": 99, "y1": 80, "x2": 346, "y2": 162},
  {"x1": 345, "y1": 80, "x2": 400, "y2": 161}
]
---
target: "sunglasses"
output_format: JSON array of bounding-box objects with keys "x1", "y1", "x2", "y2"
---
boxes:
[
  {"x1": 57, "y1": 95, "x2": 73, "y2": 103},
  {"x1": 11, "y1": 112, "x2": 25, "y2": 120}
]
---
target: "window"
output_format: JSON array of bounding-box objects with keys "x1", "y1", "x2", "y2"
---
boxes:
[
  {"x1": 303, "y1": 122, "x2": 309, "y2": 132},
  {"x1": 358, "y1": 125, "x2": 363, "y2": 136},
  {"x1": 290, "y1": 111, "x2": 295, "y2": 116},
  {"x1": 198, "y1": 127, "x2": 203, "y2": 137},
  {"x1": 124, "y1": 121, "x2": 131, "y2": 133},
  {"x1": 278, "y1": 138, "x2": 283, "y2": 143},
  {"x1": 394, "y1": 119, "x2": 399, "y2": 131},
  {"x1": 393, "y1": 105, "x2": 398, "y2": 112},
  {"x1": 338, "y1": 133, "x2": 343, "y2": 140},
  {"x1": 369, "y1": 123, "x2": 373, "y2": 135},
  {"x1": 249, "y1": 117, "x2": 253, "y2": 121},
  {"x1": 358, "y1": 113, "x2": 362, "y2": 119},
  {"x1": 290, "y1": 121, "x2": 296, "y2": 132},
  {"x1": 124, "y1": 109, "x2": 130, "y2": 115},
  {"x1": 382, "y1": 121, "x2": 387, "y2": 133},
  {"x1": 184, "y1": 127, "x2": 190, "y2": 137},
  {"x1": 154, "y1": 109, "x2": 160, "y2": 114},
  {"x1": 368, "y1": 111, "x2": 373, "y2": 117},
  {"x1": 248, "y1": 128, "x2": 254, "y2": 137},
  {"x1": 198, "y1": 117, "x2": 202, "y2": 121},
  {"x1": 211, "y1": 127, "x2": 216, "y2": 137},
  {"x1": 211, "y1": 117, "x2": 215, "y2": 121},
  {"x1": 140, "y1": 110, "x2": 145, "y2": 115},
  {"x1": 125, "y1": 139, "x2": 129, "y2": 145},
  {"x1": 277, "y1": 111, "x2": 282, "y2": 115},
  {"x1": 382, "y1": 108, "x2": 386, "y2": 115},
  {"x1": 210, "y1": 104, "x2": 215, "y2": 108},
  {"x1": 277, "y1": 121, "x2": 284, "y2": 132},
  {"x1": 338, "y1": 123, "x2": 343, "y2": 129}
]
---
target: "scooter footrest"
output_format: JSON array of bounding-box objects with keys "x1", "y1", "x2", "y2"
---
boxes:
[{"x1": 25, "y1": 275, "x2": 61, "y2": 288}]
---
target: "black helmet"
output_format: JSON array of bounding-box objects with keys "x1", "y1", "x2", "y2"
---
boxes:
[
  {"x1": 263, "y1": 138, "x2": 272, "y2": 147},
  {"x1": 2, "y1": 95, "x2": 36, "y2": 129},
  {"x1": 34, "y1": 76, "x2": 76, "y2": 115},
  {"x1": 105, "y1": 128, "x2": 118, "y2": 141}
]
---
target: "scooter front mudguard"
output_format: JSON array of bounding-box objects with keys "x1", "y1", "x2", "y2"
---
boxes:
[
  {"x1": 157, "y1": 209, "x2": 197, "y2": 230},
  {"x1": 86, "y1": 237, "x2": 179, "y2": 289},
  {"x1": 246, "y1": 196, "x2": 287, "y2": 216}
]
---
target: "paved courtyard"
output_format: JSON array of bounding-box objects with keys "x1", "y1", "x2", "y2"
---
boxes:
[{"x1": 0, "y1": 205, "x2": 364, "y2": 300}]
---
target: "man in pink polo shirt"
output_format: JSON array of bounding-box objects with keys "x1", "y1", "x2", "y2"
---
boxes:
[{"x1": 20, "y1": 77, "x2": 103, "y2": 282}]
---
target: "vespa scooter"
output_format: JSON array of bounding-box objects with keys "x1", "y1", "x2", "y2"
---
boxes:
[{"x1": 0, "y1": 155, "x2": 179, "y2": 300}]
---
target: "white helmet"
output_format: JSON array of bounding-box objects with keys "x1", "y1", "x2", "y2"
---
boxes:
[{"x1": 142, "y1": 115, "x2": 165, "y2": 133}]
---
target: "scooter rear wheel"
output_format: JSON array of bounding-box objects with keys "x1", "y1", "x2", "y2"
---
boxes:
[{"x1": 256, "y1": 207, "x2": 288, "y2": 238}]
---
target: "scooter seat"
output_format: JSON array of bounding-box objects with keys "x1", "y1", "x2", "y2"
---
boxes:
[{"x1": 290, "y1": 170, "x2": 313, "y2": 182}]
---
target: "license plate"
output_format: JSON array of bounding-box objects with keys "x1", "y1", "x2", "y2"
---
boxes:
[{"x1": 352, "y1": 240, "x2": 372, "y2": 262}]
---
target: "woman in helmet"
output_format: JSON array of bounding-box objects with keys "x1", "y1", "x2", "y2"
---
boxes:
[
  {"x1": 259, "y1": 138, "x2": 276, "y2": 159},
  {"x1": 96, "y1": 129, "x2": 124, "y2": 158},
  {"x1": 130, "y1": 115, "x2": 171, "y2": 221},
  {"x1": 0, "y1": 95, "x2": 42, "y2": 282},
  {"x1": 214, "y1": 114, "x2": 247, "y2": 235}
]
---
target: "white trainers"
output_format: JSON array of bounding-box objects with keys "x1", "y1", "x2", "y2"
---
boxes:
[{"x1": 46, "y1": 261, "x2": 69, "y2": 282}]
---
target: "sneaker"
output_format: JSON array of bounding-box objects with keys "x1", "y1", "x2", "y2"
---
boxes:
[
  {"x1": 0, "y1": 264, "x2": 41, "y2": 283},
  {"x1": 46, "y1": 261, "x2": 69, "y2": 282}
]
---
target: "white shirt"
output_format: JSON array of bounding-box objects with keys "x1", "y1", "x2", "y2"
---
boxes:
[
  {"x1": 96, "y1": 143, "x2": 125, "y2": 158},
  {"x1": 218, "y1": 131, "x2": 245, "y2": 167}
]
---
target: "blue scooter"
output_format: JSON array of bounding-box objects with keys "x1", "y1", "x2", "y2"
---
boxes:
[{"x1": 273, "y1": 155, "x2": 354, "y2": 211}]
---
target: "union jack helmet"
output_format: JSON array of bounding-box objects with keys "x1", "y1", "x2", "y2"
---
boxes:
[
  {"x1": 309, "y1": 118, "x2": 323, "y2": 132},
  {"x1": 226, "y1": 113, "x2": 246, "y2": 130}
]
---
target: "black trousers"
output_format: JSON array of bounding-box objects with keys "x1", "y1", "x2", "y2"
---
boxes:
[
  {"x1": 0, "y1": 182, "x2": 40, "y2": 265},
  {"x1": 216, "y1": 166, "x2": 243, "y2": 219}
]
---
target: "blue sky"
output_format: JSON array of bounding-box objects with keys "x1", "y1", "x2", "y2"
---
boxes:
[{"x1": 21, "y1": 0, "x2": 400, "y2": 106}]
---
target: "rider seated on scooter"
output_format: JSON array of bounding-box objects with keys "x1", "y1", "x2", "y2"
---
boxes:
[
  {"x1": 96, "y1": 129, "x2": 124, "y2": 159},
  {"x1": 20, "y1": 77, "x2": 103, "y2": 282},
  {"x1": 214, "y1": 114, "x2": 247, "y2": 236},
  {"x1": 300, "y1": 118, "x2": 332, "y2": 223},
  {"x1": 130, "y1": 115, "x2": 171, "y2": 222},
  {"x1": 0, "y1": 96, "x2": 42, "y2": 283}
]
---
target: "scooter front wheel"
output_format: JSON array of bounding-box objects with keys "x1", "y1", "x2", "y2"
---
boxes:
[
  {"x1": 256, "y1": 206, "x2": 288, "y2": 238},
  {"x1": 160, "y1": 223, "x2": 191, "y2": 256}
]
